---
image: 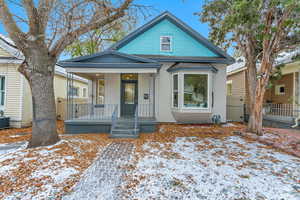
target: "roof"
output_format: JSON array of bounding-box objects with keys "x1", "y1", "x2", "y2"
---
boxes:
[
  {"x1": 227, "y1": 47, "x2": 300, "y2": 75},
  {"x1": 109, "y1": 11, "x2": 234, "y2": 64},
  {"x1": 58, "y1": 50, "x2": 161, "y2": 69},
  {"x1": 137, "y1": 54, "x2": 232, "y2": 64},
  {"x1": 167, "y1": 63, "x2": 218, "y2": 73},
  {"x1": 0, "y1": 34, "x2": 87, "y2": 83}
]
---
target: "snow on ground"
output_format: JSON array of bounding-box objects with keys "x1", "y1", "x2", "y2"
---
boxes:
[
  {"x1": 122, "y1": 136, "x2": 300, "y2": 200},
  {"x1": 0, "y1": 136, "x2": 106, "y2": 200}
]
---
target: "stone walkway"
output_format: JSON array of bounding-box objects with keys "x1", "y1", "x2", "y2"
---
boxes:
[{"x1": 63, "y1": 142, "x2": 134, "y2": 200}]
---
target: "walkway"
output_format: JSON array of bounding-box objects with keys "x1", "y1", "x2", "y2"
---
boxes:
[{"x1": 63, "y1": 142, "x2": 134, "y2": 200}]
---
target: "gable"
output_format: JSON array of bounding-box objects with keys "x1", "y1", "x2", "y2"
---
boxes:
[{"x1": 118, "y1": 18, "x2": 218, "y2": 57}]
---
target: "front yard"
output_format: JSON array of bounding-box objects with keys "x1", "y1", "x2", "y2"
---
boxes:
[{"x1": 0, "y1": 122, "x2": 300, "y2": 199}]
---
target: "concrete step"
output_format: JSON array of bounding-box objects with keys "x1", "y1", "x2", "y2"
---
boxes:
[{"x1": 109, "y1": 133, "x2": 139, "y2": 138}]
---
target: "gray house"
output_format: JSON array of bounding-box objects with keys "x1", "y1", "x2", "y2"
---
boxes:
[{"x1": 58, "y1": 11, "x2": 234, "y2": 137}]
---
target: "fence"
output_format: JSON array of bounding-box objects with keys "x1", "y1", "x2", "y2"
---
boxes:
[{"x1": 56, "y1": 98, "x2": 88, "y2": 120}]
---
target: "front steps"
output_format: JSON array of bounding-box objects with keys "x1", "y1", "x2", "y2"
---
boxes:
[{"x1": 110, "y1": 118, "x2": 139, "y2": 138}]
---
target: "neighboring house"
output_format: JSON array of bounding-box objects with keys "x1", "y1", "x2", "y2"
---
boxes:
[
  {"x1": 227, "y1": 48, "x2": 300, "y2": 126},
  {"x1": 0, "y1": 35, "x2": 88, "y2": 128},
  {"x1": 58, "y1": 11, "x2": 234, "y2": 136}
]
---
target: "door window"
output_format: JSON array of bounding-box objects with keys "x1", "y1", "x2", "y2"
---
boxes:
[{"x1": 124, "y1": 83, "x2": 135, "y2": 104}]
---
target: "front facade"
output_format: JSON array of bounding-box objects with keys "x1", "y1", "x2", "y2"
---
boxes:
[
  {"x1": 59, "y1": 12, "x2": 234, "y2": 135},
  {"x1": 0, "y1": 35, "x2": 88, "y2": 127}
]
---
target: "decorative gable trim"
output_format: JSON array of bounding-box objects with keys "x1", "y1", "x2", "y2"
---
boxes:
[{"x1": 109, "y1": 11, "x2": 234, "y2": 64}]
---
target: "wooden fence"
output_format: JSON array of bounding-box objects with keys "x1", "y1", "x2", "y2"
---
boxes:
[{"x1": 56, "y1": 98, "x2": 88, "y2": 120}]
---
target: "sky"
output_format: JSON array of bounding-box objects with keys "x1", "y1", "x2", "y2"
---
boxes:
[{"x1": 0, "y1": 0, "x2": 234, "y2": 56}]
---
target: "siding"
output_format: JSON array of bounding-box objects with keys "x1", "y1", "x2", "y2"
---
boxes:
[
  {"x1": 227, "y1": 70, "x2": 246, "y2": 98},
  {"x1": 264, "y1": 73, "x2": 294, "y2": 104},
  {"x1": 118, "y1": 19, "x2": 217, "y2": 57},
  {"x1": 0, "y1": 48, "x2": 12, "y2": 57},
  {"x1": 0, "y1": 64, "x2": 22, "y2": 127}
]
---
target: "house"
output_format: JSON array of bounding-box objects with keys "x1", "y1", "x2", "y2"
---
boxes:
[
  {"x1": 0, "y1": 34, "x2": 88, "y2": 128},
  {"x1": 226, "y1": 48, "x2": 300, "y2": 127},
  {"x1": 58, "y1": 11, "x2": 234, "y2": 137}
]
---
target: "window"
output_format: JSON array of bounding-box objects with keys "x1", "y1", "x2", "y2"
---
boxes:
[
  {"x1": 227, "y1": 81, "x2": 232, "y2": 96},
  {"x1": 0, "y1": 76, "x2": 5, "y2": 106},
  {"x1": 184, "y1": 74, "x2": 208, "y2": 108},
  {"x1": 173, "y1": 74, "x2": 178, "y2": 107},
  {"x1": 275, "y1": 84, "x2": 285, "y2": 95},
  {"x1": 82, "y1": 88, "x2": 87, "y2": 98},
  {"x1": 68, "y1": 86, "x2": 79, "y2": 97},
  {"x1": 97, "y1": 79, "x2": 105, "y2": 104},
  {"x1": 160, "y1": 36, "x2": 172, "y2": 52}
]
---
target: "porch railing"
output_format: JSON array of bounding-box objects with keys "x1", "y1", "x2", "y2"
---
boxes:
[
  {"x1": 137, "y1": 104, "x2": 155, "y2": 118},
  {"x1": 263, "y1": 103, "x2": 299, "y2": 118},
  {"x1": 67, "y1": 104, "x2": 117, "y2": 120},
  {"x1": 110, "y1": 105, "x2": 119, "y2": 134},
  {"x1": 67, "y1": 103, "x2": 155, "y2": 120},
  {"x1": 134, "y1": 105, "x2": 139, "y2": 134}
]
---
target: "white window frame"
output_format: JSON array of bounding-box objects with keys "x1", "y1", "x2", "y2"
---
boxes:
[
  {"x1": 160, "y1": 36, "x2": 172, "y2": 52},
  {"x1": 82, "y1": 87, "x2": 87, "y2": 98},
  {"x1": 275, "y1": 84, "x2": 285, "y2": 95},
  {"x1": 182, "y1": 72, "x2": 210, "y2": 110},
  {"x1": 0, "y1": 75, "x2": 6, "y2": 109},
  {"x1": 172, "y1": 73, "x2": 179, "y2": 108}
]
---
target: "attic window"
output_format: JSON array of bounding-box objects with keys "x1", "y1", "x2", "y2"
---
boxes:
[{"x1": 160, "y1": 36, "x2": 172, "y2": 52}]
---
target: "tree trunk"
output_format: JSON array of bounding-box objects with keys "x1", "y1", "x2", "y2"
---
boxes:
[
  {"x1": 246, "y1": 51, "x2": 273, "y2": 135},
  {"x1": 19, "y1": 51, "x2": 60, "y2": 148}
]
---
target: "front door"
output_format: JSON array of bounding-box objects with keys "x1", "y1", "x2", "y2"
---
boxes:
[{"x1": 121, "y1": 80, "x2": 138, "y2": 117}]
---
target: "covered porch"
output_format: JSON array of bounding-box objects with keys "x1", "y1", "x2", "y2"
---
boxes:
[{"x1": 58, "y1": 51, "x2": 160, "y2": 136}]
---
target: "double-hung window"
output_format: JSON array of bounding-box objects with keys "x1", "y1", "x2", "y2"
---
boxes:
[
  {"x1": 68, "y1": 86, "x2": 79, "y2": 97},
  {"x1": 183, "y1": 74, "x2": 208, "y2": 109},
  {"x1": 173, "y1": 74, "x2": 178, "y2": 107},
  {"x1": 160, "y1": 36, "x2": 172, "y2": 52},
  {"x1": 0, "y1": 76, "x2": 5, "y2": 107}
]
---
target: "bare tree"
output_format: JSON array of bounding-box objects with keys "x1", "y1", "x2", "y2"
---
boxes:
[{"x1": 0, "y1": 0, "x2": 138, "y2": 147}]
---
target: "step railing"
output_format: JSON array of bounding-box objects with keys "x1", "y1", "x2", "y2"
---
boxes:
[
  {"x1": 110, "y1": 104, "x2": 119, "y2": 134},
  {"x1": 134, "y1": 105, "x2": 139, "y2": 135}
]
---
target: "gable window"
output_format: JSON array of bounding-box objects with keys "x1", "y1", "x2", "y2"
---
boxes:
[
  {"x1": 0, "y1": 76, "x2": 5, "y2": 107},
  {"x1": 183, "y1": 74, "x2": 208, "y2": 108},
  {"x1": 160, "y1": 36, "x2": 172, "y2": 52},
  {"x1": 275, "y1": 84, "x2": 285, "y2": 95},
  {"x1": 173, "y1": 74, "x2": 178, "y2": 107}
]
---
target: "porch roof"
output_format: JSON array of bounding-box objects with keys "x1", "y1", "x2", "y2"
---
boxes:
[
  {"x1": 167, "y1": 63, "x2": 218, "y2": 73},
  {"x1": 57, "y1": 50, "x2": 161, "y2": 73}
]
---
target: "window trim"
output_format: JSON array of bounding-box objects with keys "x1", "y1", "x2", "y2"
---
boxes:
[
  {"x1": 172, "y1": 73, "x2": 179, "y2": 108},
  {"x1": 160, "y1": 36, "x2": 172, "y2": 52},
  {"x1": 182, "y1": 72, "x2": 210, "y2": 110},
  {"x1": 82, "y1": 87, "x2": 87, "y2": 98},
  {"x1": 275, "y1": 84, "x2": 285, "y2": 95},
  {"x1": 0, "y1": 75, "x2": 6, "y2": 109},
  {"x1": 68, "y1": 86, "x2": 79, "y2": 97}
]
